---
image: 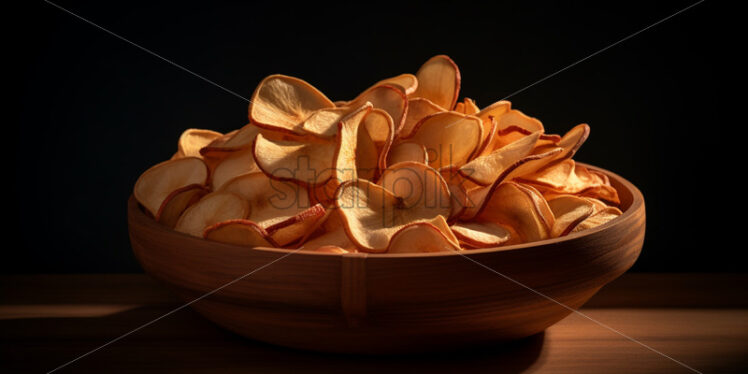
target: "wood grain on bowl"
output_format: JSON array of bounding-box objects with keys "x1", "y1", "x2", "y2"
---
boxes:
[{"x1": 128, "y1": 163, "x2": 645, "y2": 354}]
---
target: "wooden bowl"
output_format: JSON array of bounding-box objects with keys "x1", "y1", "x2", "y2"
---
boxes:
[{"x1": 128, "y1": 163, "x2": 644, "y2": 354}]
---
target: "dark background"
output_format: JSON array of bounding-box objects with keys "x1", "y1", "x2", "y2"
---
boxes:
[{"x1": 8, "y1": 0, "x2": 736, "y2": 273}]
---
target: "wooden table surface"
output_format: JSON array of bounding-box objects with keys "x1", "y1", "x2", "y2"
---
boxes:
[{"x1": 1, "y1": 273, "x2": 746, "y2": 373}]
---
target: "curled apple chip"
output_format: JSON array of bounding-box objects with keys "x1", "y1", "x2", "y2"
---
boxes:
[
  {"x1": 373, "y1": 73, "x2": 418, "y2": 95},
  {"x1": 387, "y1": 142, "x2": 428, "y2": 166},
  {"x1": 158, "y1": 185, "x2": 208, "y2": 228},
  {"x1": 204, "y1": 219, "x2": 276, "y2": 247},
  {"x1": 547, "y1": 195, "x2": 595, "y2": 237},
  {"x1": 412, "y1": 55, "x2": 461, "y2": 110},
  {"x1": 401, "y1": 97, "x2": 444, "y2": 137},
  {"x1": 265, "y1": 203, "x2": 326, "y2": 246},
  {"x1": 211, "y1": 147, "x2": 259, "y2": 190},
  {"x1": 219, "y1": 171, "x2": 311, "y2": 229},
  {"x1": 387, "y1": 220, "x2": 461, "y2": 254},
  {"x1": 572, "y1": 207, "x2": 622, "y2": 232},
  {"x1": 466, "y1": 182, "x2": 554, "y2": 242},
  {"x1": 378, "y1": 162, "x2": 451, "y2": 213},
  {"x1": 348, "y1": 85, "x2": 407, "y2": 134},
  {"x1": 299, "y1": 107, "x2": 352, "y2": 139},
  {"x1": 335, "y1": 174, "x2": 450, "y2": 253},
  {"x1": 451, "y1": 221, "x2": 514, "y2": 248},
  {"x1": 362, "y1": 108, "x2": 395, "y2": 173},
  {"x1": 249, "y1": 74, "x2": 334, "y2": 135},
  {"x1": 175, "y1": 191, "x2": 250, "y2": 237},
  {"x1": 134, "y1": 157, "x2": 209, "y2": 219},
  {"x1": 199, "y1": 124, "x2": 260, "y2": 157},
  {"x1": 459, "y1": 132, "x2": 542, "y2": 185},
  {"x1": 177, "y1": 129, "x2": 222, "y2": 158},
  {"x1": 331, "y1": 103, "x2": 374, "y2": 185},
  {"x1": 402, "y1": 111, "x2": 482, "y2": 169},
  {"x1": 253, "y1": 133, "x2": 335, "y2": 186}
]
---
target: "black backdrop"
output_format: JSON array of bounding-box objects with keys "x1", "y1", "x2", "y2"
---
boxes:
[{"x1": 8, "y1": 0, "x2": 737, "y2": 273}]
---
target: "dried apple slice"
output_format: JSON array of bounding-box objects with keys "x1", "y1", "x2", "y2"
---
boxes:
[
  {"x1": 378, "y1": 161, "x2": 451, "y2": 214},
  {"x1": 387, "y1": 220, "x2": 461, "y2": 254},
  {"x1": 547, "y1": 195, "x2": 595, "y2": 237},
  {"x1": 331, "y1": 103, "x2": 374, "y2": 185},
  {"x1": 158, "y1": 185, "x2": 208, "y2": 228},
  {"x1": 465, "y1": 182, "x2": 554, "y2": 242},
  {"x1": 497, "y1": 109, "x2": 544, "y2": 133},
  {"x1": 253, "y1": 133, "x2": 335, "y2": 186},
  {"x1": 300, "y1": 227, "x2": 355, "y2": 251},
  {"x1": 264, "y1": 203, "x2": 326, "y2": 246},
  {"x1": 211, "y1": 147, "x2": 259, "y2": 189},
  {"x1": 572, "y1": 207, "x2": 622, "y2": 233},
  {"x1": 249, "y1": 74, "x2": 335, "y2": 135},
  {"x1": 462, "y1": 98, "x2": 480, "y2": 115},
  {"x1": 386, "y1": 142, "x2": 428, "y2": 166},
  {"x1": 401, "y1": 97, "x2": 445, "y2": 138},
  {"x1": 299, "y1": 107, "x2": 352, "y2": 138},
  {"x1": 374, "y1": 73, "x2": 418, "y2": 95},
  {"x1": 175, "y1": 192, "x2": 250, "y2": 237},
  {"x1": 199, "y1": 124, "x2": 261, "y2": 159},
  {"x1": 219, "y1": 171, "x2": 311, "y2": 229},
  {"x1": 459, "y1": 132, "x2": 542, "y2": 185},
  {"x1": 347, "y1": 85, "x2": 407, "y2": 134},
  {"x1": 177, "y1": 129, "x2": 222, "y2": 158},
  {"x1": 474, "y1": 100, "x2": 511, "y2": 145},
  {"x1": 335, "y1": 176, "x2": 451, "y2": 253},
  {"x1": 450, "y1": 221, "x2": 514, "y2": 248},
  {"x1": 362, "y1": 108, "x2": 395, "y2": 173},
  {"x1": 134, "y1": 157, "x2": 209, "y2": 219},
  {"x1": 411, "y1": 55, "x2": 460, "y2": 110},
  {"x1": 401, "y1": 111, "x2": 482, "y2": 169},
  {"x1": 204, "y1": 219, "x2": 276, "y2": 247},
  {"x1": 537, "y1": 124, "x2": 590, "y2": 167}
]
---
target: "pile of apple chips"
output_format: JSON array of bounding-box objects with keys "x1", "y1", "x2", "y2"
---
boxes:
[{"x1": 134, "y1": 55, "x2": 622, "y2": 253}]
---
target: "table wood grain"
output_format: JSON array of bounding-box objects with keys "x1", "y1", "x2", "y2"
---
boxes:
[{"x1": 1, "y1": 273, "x2": 746, "y2": 373}]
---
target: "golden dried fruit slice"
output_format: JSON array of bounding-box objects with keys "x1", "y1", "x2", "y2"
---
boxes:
[
  {"x1": 362, "y1": 108, "x2": 396, "y2": 173},
  {"x1": 387, "y1": 220, "x2": 461, "y2": 254},
  {"x1": 454, "y1": 102, "x2": 465, "y2": 113},
  {"x1": 177, "y1": 129, "x2": 223, "y2": 158},
  {"x1": 378, "y1": 161, "x2": 451, "y2": 213},
  {"x1": 547, "y1": 195, "x2": 595, "y2": 237},
  {"x1": 450, "y1": 221, "x2": 514, "y2": 248},
  {"x1": 401, "y1": 97, "x2": 445, "y2": 138},
  {"x1": 299, "y1": 107, "x2": 352, "y2": 138},
  {"x1": 386, "y1": 142, "x2": 428, "y2": 166},
  {"x1": 134, "y1": 157, "x2": 209, "y2": 219},
  {"x1": 374, "y1": 73, "x2": 418, "y2": 95},
  {"x1": 335, "y1": 177, "x2": 451, "y2": 253},
  {"x1": 204, "y1": 219, "x2": 276, "y2": 247},
  {"x1": 412, "y1": 55, "x2": 461, "y2": 110},
  {"x1": 497, "y1": 109, "x2": 544, "y2": 133},
  {"x1": 300, "y1": 228, "x2": 355, "y2": 251},
  {"x1": 332, "y1": 104, "x2": 374, "y2": 185},
  {"x1": 517, "y1": 160, "x2": 621, "y2": 204},
  {"x1": 362, "y1": 108, "x2": 395, "y2": 146},
  {"x1": 538, "y1": 124, "x2": 590, "y2": 167},
  {"x1": 474, "y1": 100, "x2": 511, "y2": 145},
  {"x1": 348, "y1": 85, "x2": 407, "y2": 134},
  {"x1": 158, "y1": 185, "x2": 208, "y2": 228},
  {"x1": 199, "y1": 125, "x2": 260, "y2": 157},
  {"x1": 249, "y1": 74, "x2": 335, "y2": 135},
  {"x1": 571, "y1": 207, "x2": 622, "y2": 232},
  {"x1": 219, "y1": 171, "x2": 311, "y2": 229},
  {"x1": 175, "y1": 192, "x2": 250, "y2": 237},
  {"x1": 388, "y1": 226, "x2": 460, "y2": 253},
  {"x1": 459, "y1": 132, "x2": 542, "y2": 185},
  {"x1": 211, "y1": 147, "x2": 259, "y2": 190},
  {"x1": 466, "y1": 182, "x2": 554, "y2": 242},
  {"x1": 264, "y1": 203, "x2": 326, "y2": 246},
  {"x1": 253, "y1": 133, "x2": 335, "y2": 186},
  {"x1": 402, "y1": 111, "x2": 482, "y2": 169}
]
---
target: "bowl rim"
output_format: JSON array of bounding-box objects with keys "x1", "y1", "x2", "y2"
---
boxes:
[{"x1": 129, "y1": 162, "x2": 644, "y2": 259}]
